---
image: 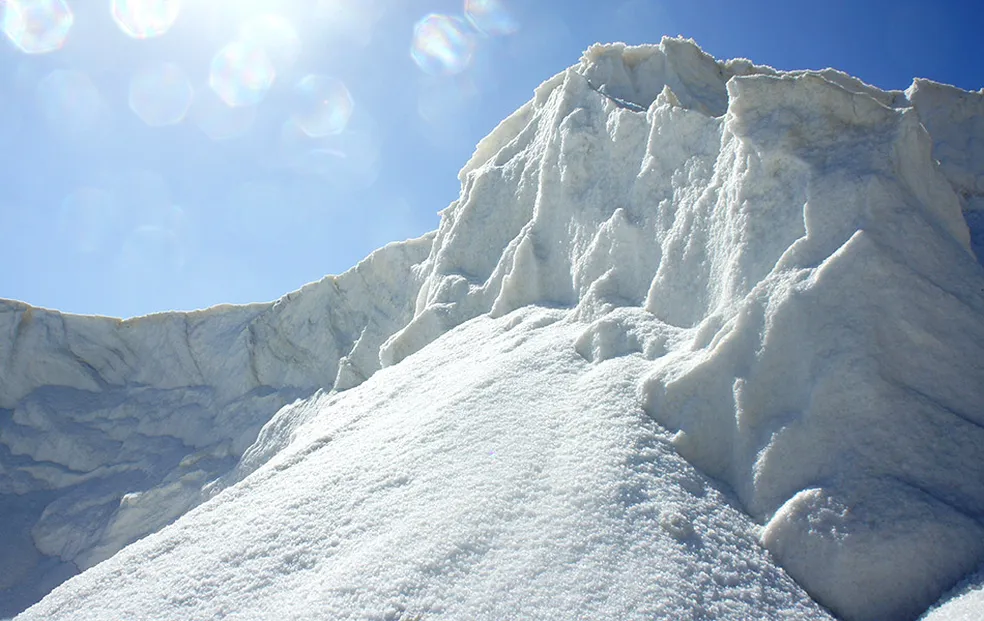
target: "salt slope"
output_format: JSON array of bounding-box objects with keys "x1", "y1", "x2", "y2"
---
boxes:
[
  {"x1": 0, "y1": 235, "x2": 431, "y2": 614},
  {"x1": 923, "y1": 568, "x2": 984, "y2": 621},
  {"x1": 375, "y1": 38, "x2": 984, "y2": 620},
  {"x1": 8, "y1": 37, "x2": 984, "y2": 620},
  {"x1": 17, "y1": 308, "x2": 833, "y2": 621}
]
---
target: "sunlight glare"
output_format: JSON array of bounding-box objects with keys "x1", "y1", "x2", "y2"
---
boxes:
[
  {"x1": 238, "y1": 14, "x2": 301, "y2": 75},
  {"x1": 209, "y1": 41, "x2": 275, "y2": 107},
  {"x1": 410, "y1": 14, "x2": 475, "y2": 76},
  {"x1": 293, "y1": 75, "x2": 353, "y2": 137},
  {"x1": 129, "y1": 62, "x2": 194, "y2": 127},
  {"x1": 464, "y1": 0, "x2": 518, "y2": 36},
  {"x1": 1, "y1": 0, "x2": 73, "y2": 54},
  {"x1": 111, "y1": 0, "x2": 180, "y2": 39}
]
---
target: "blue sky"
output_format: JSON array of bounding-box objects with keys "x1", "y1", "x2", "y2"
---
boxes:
[{"x1": 1, "y1": 0, "x2": 981, "y2": 318}]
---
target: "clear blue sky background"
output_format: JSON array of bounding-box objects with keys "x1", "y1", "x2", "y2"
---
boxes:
[{"x1": 2, "y1": 0, "x2": 982, "y2": 318}]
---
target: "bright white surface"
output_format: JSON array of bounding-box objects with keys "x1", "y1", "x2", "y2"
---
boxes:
[
  {"x1": 4, "y1": 38, "x2": 984, "y2": 620},
  {"x1": 922, "y1": 568, "x2": 984, "y2": 621},
  {"x1": 0, "y1": 234, "x2": 431, "y2": 613},
  {"x1": 380, "y1": 43, "x2": 984, "y2": 620},
  {"x1": 16, "y1": 308, "x2": 832, "y2": 621}
]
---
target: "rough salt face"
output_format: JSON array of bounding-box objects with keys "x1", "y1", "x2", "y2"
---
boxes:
[
  {"x1": 4, "y1": 37, "x2": 984, "y2": 621},
  {"x1": 0, "y1": 235, "x2": 432, "y2": 615},
  {"x1": 379, "y1": 38, "x2": 984, "y2": 620}
]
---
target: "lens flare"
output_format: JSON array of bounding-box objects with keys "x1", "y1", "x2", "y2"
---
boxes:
[
  {"x1": 238, "y1": 14, "x2": 300, "y2": 75},
  {"x1": 111, "y1": 0, "x2": 180, "y2": 39},
  {"x1": 1, "y1": 0, "x2": 73, "y2": 54},
  {"x1": 209, "y1": 41, "x2": 275, "y2": 107},
  {"x1": 410, "y1": 14, "x2": 475, "y2": 75},
  {"x1": 129, "y1": 62, "x2": 193, "y2": 126},
  {"x1": 293, "y1": 75, "x2": 353, "y2": 138},
  {"x1": 464, "y1": 0, "x2": 517, "y2": 36}
]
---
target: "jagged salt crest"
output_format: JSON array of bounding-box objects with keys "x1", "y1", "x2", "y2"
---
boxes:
[{"x1": 379, "y1": 37, "x2": 984, "y2": 620}]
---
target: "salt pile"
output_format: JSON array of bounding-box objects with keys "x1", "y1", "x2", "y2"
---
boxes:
[{"x1": 4, "y1": 38, "x2": 983, "y2": 620}]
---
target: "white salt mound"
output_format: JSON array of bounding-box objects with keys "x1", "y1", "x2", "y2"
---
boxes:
[{"x1": 3, "y1": 37, "x2": 984, "y2": 621}]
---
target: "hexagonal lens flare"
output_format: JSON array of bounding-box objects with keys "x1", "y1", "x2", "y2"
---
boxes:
[
  {"x1": 209, "y1": 41, "x2": 275, "y2": 107},
  {"x1": 292, "y1": 75, "x2": 353, "y2": 138},
  {"x1": 238, "y1": 14, "x2": 300, "y2": 75},
  {"x1": 129, "y1": 62, "x2": 194, "y2": 127},
  {"x1": 410, "y1": 14, "x2": 475, "y2": 76},
  {"x1": 464, "y1": 0, "x2": 517, "y2": 36},
  {"x1": 111, "y1": 0, "x2": 180, "y2": 39},
  {"x1": 1, "y1": 0, "x2": 73, "y2": 54}
]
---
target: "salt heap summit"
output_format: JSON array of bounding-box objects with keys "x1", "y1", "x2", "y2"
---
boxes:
[{"x1": 3, "y1": 37, "x2": 984, "y2": 621}]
